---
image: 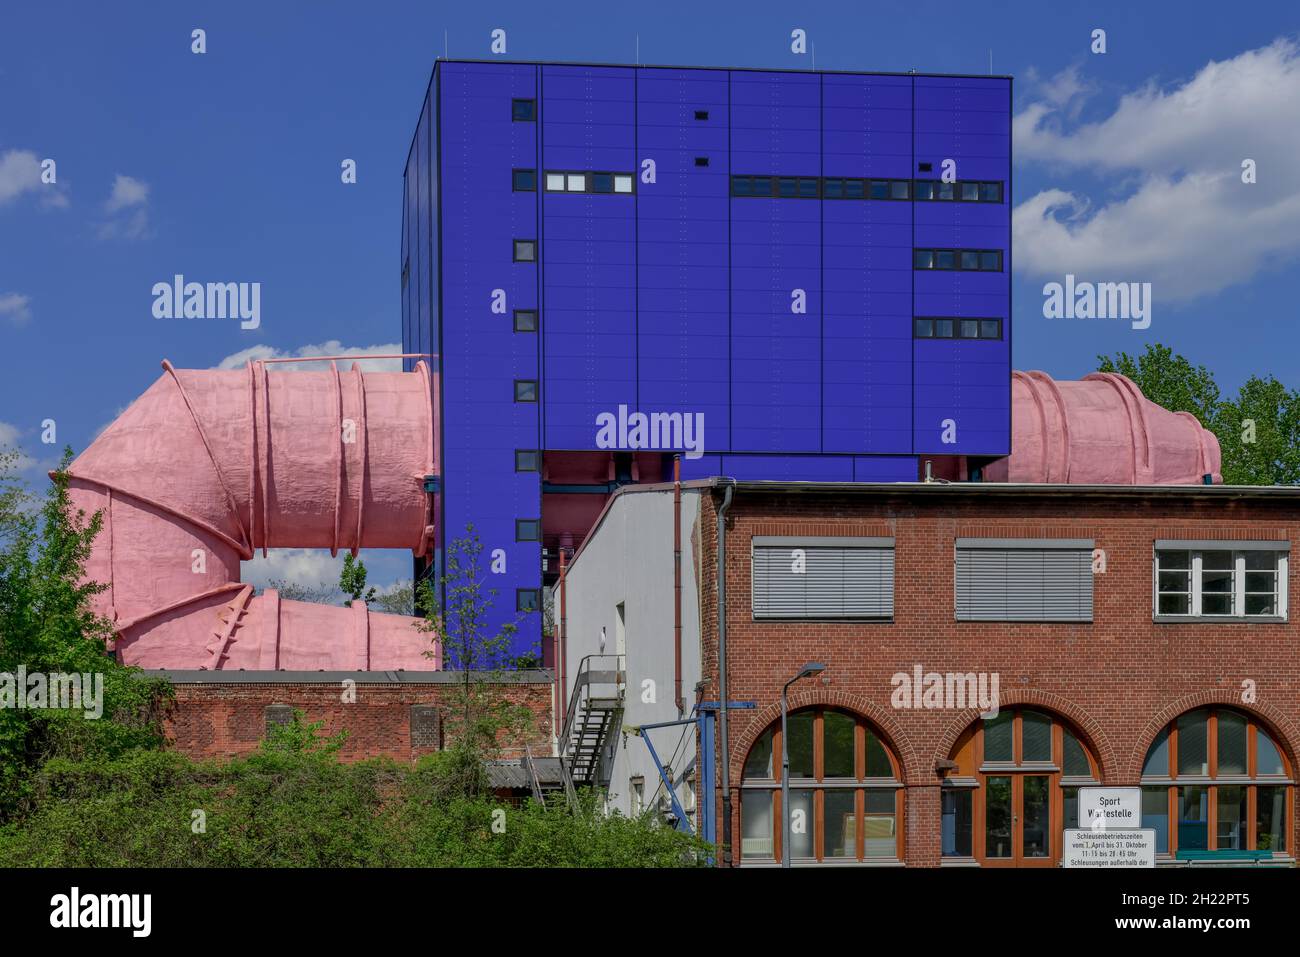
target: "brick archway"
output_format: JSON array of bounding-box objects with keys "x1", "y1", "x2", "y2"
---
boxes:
[
  {"x1": 1127, "y1": 692, "x2": 1300, "y2": 782},
  {"x1": 931, "y1": 689, "x2": 1117, "y2": 781},
  {"x1": 729, "y1": 688, "x2": 921, "y2": 785}
]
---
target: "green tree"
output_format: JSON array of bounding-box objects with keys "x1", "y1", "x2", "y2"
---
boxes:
[
  {"x1": 0, "y1": 448, "x2": 171, "y2": 819},
  {"x1": 371, "y1": 579, "x2": 416, "y2": 616},
  {"x1": 1097, "y1": 344, "x2": 1221, "y2": 428},
  {"x1": 1215, "y1": 375, "x2": 1300, "y2": 485},
  {"x1": 339, "y1": 552, "x2": 376, "y2": 607}
]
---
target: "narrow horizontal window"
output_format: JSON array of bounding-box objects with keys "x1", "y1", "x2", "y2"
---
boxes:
[
  {"x1": 512, "y1": 168, "x2": 536, "y2": 192},
  {"x1": 513, "y1": 309, "x2": 538, "y2": 332},
  {"x1": 513, "y1": 379, "x2": 538, "y2": 402},
  {"x1": 1155, "y1": 547, "x2": 1288, "y2": 619},
  {"x1": 694, "y1": 109, "x2": 709, "y2": 120},
  {"x1": 913, "y1": 248, "x2": 1003, "y2": 272},
  {"x1": 695, "y1": 156, "x2": 710, "y2": 167},
  {"x1": 511, "y1": 99, "x2": 536, "y2": 122}
]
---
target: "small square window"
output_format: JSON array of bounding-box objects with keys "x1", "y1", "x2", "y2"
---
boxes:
[
  {"x1": 516, "y1": 519, "x2": 541, "y2": 542},
  {"x1": 870, "y1": 180, "x2": 890, "y2": 200},
  {"x1": 545, "y1": 172, "x2": 565, "y2": 191},
  {"x1": 960, "y1": 319, "x2": 980, "y2": 339},
  {"x1": 567, "y1": 173, "x2": 586, "y2": 192},
  {"x1": 778, "y1": 177, "x2": 797, "y2": 198},
  {"x1": 516, "y1": 588, "x2": 541, "y2": 613},
  {"x1": 914, "y1": 181, "x2": 935, "y2": 201},
  {"x1": 980, "y1": 250, "x2": 1002, "y2": 271},
  {"x1": 914, "y1": 249, "x2": 934, "y2": 269},
  {"x1": 890, "y1": 180, "x2": 910, "y2": 200},
  {"x1": 513, "y1": 309, "x2": 538, "y2": 332},
  {"x1": 512, "y1": 169, "x2": 537, "y2": 192},
  {"x1": 980, "y1": 319, "x2": 1001, "y2": 339},
  {"x1": 514, "y1": 380, "x2": 538, "y2": 402},
  {"x1": 935, "y1": 318, "x2": 954, "y2": 338},
  {"x1": 515, "y1": 449, "x2": 541, "y2": 472},
  {"x1": 823, "y1": 178, "x2": 843, "y2": 199},
  {"x1": 591, "y1": 172, "x2": 613, "y2": 193},
  {"x1": 960, "y1": 182, "x2": 980, "y2": 202},
  {"x1": 513, "y1": 240, "x2": 536, "y2": 262},
  {"x1": 980, "y1": 182, "x2": 1002, "y2": 203},
  {"x1": 512, "y1": 99, "x2": 536, "y2": 121},
  {"x1": 935, "y1": 250, "x2": 956, "y2": 270},
  {"x1": 694, "y1": 110, "x2": 709, "y2": 121},
  {"x1": 914, "y1": 318, "x2": 934, "y2": 337},
  {"x1": 937, "y1": 182, "x2": 955, "y2": 201},
  {"x1": 613, "y1": 174, "x2": 633, "y2": 193},
  {"x1": 695, "y1": 156, "x2": 709, "y2": 167},
  {"x1": 918, "y1": 162, "x2": 933, "y2": 172},
  {"x1": 845, "y1": 178, "x2": 865, "y2": 200},
  {"x1": 960, "y1": 250, "x2": 980, "y2": 270}
]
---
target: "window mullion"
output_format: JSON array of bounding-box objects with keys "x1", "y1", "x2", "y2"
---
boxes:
[
  {"x1": 1234, "y1": 552, "x2": 1245, "y2": 616},
  {"x1": 1191, "y1": 552, "x2": 1203, "y2": 616}
]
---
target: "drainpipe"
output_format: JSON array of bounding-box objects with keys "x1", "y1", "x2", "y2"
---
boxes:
[
  {"x1": 558, "y1": 546, "x2": 568, "y2": 734},
  {"x1": 715, "y1": 477, "x2": 736, "y2": 865},
  {"x1": 673, "y1": 455, "x2": 683, "y2": 716}
]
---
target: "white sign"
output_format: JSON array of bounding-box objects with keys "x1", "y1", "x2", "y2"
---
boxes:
[
  {"x1": 1079, "y1": 786, "x2": 1140, "y2": 830},
  {"x1": 1063, "y1": 829, "x2": 1156, "y2": 868}
]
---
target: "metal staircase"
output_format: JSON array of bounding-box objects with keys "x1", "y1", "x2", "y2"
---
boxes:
[{"x1": 558, "y1": 654, "x2": 625, "y2": 797}]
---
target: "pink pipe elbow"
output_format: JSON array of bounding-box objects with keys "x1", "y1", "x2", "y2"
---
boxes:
[{"x1": 66, "y1": 359, "x2": 440, "y2": 671}]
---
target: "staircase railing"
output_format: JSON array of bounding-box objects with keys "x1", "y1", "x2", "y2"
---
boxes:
[{"x1": 557, "y1": 653, "x2": 625, "y2": 796}]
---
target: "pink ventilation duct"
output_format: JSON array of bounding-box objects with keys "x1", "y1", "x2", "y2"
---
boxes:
[
  {"x1": 66, "y1": 359, "x2": 440, "y2": 671},
  {"x1": 985, "y1": 371, "x2": 1222, "y2": 485}
]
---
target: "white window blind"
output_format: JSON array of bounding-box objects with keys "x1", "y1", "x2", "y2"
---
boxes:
[
  {"x1": 955, "y1": 538, "x2": 1093, "y2": 622},
  {"x1": 752, "y1": 537, "x2": 894, "y2": 620}
]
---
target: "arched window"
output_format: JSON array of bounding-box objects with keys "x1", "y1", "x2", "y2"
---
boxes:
[
  {"x1": 739, "y1": 708, "x2": 902, "y2": 864},
  {"x1": 941, "y1": 708, "x2": 1098, "y2": 866},
  {"x1": 1140, "y1": 708, "x2": 1291, "y2": 860}
]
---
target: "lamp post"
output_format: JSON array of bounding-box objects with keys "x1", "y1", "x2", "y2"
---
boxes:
[{"x1": 781, "y1": 662, "x2": 826, "y2": 868}]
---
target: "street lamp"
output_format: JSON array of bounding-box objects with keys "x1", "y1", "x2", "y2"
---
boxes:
[{"x1": 781, "y1": 662, "x2": 826, "y2": 868}]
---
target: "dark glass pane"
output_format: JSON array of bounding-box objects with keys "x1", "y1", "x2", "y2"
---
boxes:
[
  {"x1": 777, "y1": 177, "x2": 797, "y2": 198},
  {"x1": 731, "y1": 176, "x2": 749, "y2": 196},
  {"x1": 980, "y1": 182, "x2": 1002, "y2": 202},
  {"x1": 512, "y1": 99, "x2": 535, "y2": 121},
  {"x1": 592, "y1": 173, "x2": 614, "y2": 193},
  {"x1": 1158, "y1": 570, "x2": 1190, "y2": 593},
  {"x1": 823, "y1": 178, "x2": 843, "y2": 199},
  {"x1": 824, "y1": 790, "x2": 855, "y2": 858},
  {"x1": 890, "y1": 180, "x2": 910, "y2": 199},
  {"x1": 914, "y1": 249, "x2": 934, "y2": 269},
  {"x1": 787, "y1": 789, "x2": 814, "y2": 860},
  {"x1": 1201, "y1": 594, "x2": 1232, "y2": 615},
  {"x1": 980, "y1": 319, "x2": 1000, "y2": 339},
  {"x1": 744, "y1": 728, "x2": 775, "y2": 779},
  {"x1": 937, "y1": 182, "x2": 954, "y2": 200},
  {"x1": 941, "y1": 789, "x2": 973, "y2": 856},
  {"x1": 984, "y1": 712, "x2": 1013, "y2": 762},
  {"x1": 1159, "y1": 550, "x2": 1190, "y2": 570},
  {"x1": 514, "y1": 310, "x2": 537, "y2": 332},
  {"x1": 1217, "y1": 711, "x2": 1248, "y2": 775},
  {"x1": 1217, "y1": 785, "x2": 1247, "y2": 850},
  {"x1": 935, "y1": 318, "x2": 954, "y2": 338},
  {"x1": 960, "y1": 182, "x2": 979, "y2": 201},
  {"x1": 980, "y1": 250, "x2": 1001, "y2": 270},
  {"x1": 1158, "y1": 593, "x2": 1191, "y2": 615},
  {"x1": 787, "y1": 711, "x2": 814, "y2": 778},
  {"x1": 1177, "y1": 786, "x2": 1209, "y2": 850},
  {"x1": 1257, "y1": 730, "x2": 1285, "y2": 775},
  {"x1": 514, "y1": 380, "x2": 537, "y2": 402},
  {"x1": 1142, "y1": 788, "x2": 1170, "y2": 853},
  {"x1": 985, "y1": 776, "x2": 1012, "y2": 858},
  {"x1": 1244, "y1": 551, "x2": 1278, "y2": 571},
  {"x1": 513, "y1": 169, "x2": 536, "y2": 191},
  {"x1": 960, "y1": 250, "x2": 979, "y2": 270},
  {"x1": 1063, "y1": 730, "x2": 1091, "y2": 776},
  {"x1": 870, "y1": 180, "x2": 889, "y2": 199},
  {"x1": 824, "y1": 711, "x2": 855, "y2": 778},
  {"x1": 1022, "y1": 712, "x2": 1052, "y2": 762},
  {"x1": 864, "y1": 790, "x2": 896, "y2": 858},
  {"x1": 914, "y1": 318, "x2": 934, "y2": 338},
  {"x1": 960, "y1": 319, "x2": 979, "y2": 339},
  {"x1": 915, "y1": 180, "x2": 935, "y2": 200},
  {"x1": 1063, "y1": 786, "x2": 1079, "y2": 828},
  {"x1": 1256, "y1": 786, "x2": 1286, "y2": 852},
  {"x1": 1142, "y1": 726, "x2": 1171, "y2": 777},
  {"x1": 1023, "y1": 777, "x2": 1051, "y2": 857},
  {"x1": 740, "y1": 791, "x2": 773, "y2": 858},
  {"x1": 845, "y1": 178, "x2": 865, "y2": 199},
  {"x1": 865, "y1": 732, "x2": 892, "y2": 777},
  {"x1": 935, "y1": 250, "x2": 956, "y2": 270},
  {"x1": 1178, "y1": 711, "x2": 1209, "y2": 776},
  {"x1": 798, "y1": 178, "x2": 819, "y2": 198}
]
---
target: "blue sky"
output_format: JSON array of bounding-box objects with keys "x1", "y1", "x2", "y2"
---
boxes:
[{"x1": 3, "y1": 0, "x2": 1298, "y2": 590}]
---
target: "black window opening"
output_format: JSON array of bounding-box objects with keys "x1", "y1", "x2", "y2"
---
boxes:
[
  {"x1": 695, "y1": 156, "x2": 710, "y2": 167},
  {"x1": 512, "y1": 168, "x2": 537, "y2": 192},
  {"x1": 516, "y1": 588, "x2": 541, "y2": 613},
  {"x1": 515, "y1": 449, "x2": 541, "y2": 472},
  {"x1": 913, "y1": 248, "x2": 1003, "y2": 272},
  {"x1": 914, "y1": 317, "x2": 1003, "y2": 341},
  {"x1": 516, "y1": 519, "x2": 541, "y2": 542},
  {"x1": 914, "y1": 179, "x2": 1003, "y2": 204},
  {"x1": 512, "y1": 99, "x2": 536, "y2": 122},
  {"x1": 514, "y1": 379, "x2": 538, "y2": 402},
  {"x1": 513, "y1": 239, "x2": 536, "y2": 263},
  {"x1": 732, "y1": 175, "x2": 916, "y2": 200},
  {"x1": 694, "y1": 110, "x2": 709, "y2": 120},
  {"x1": 513, "y1": 309, "x2": 538, "y2": 332}
]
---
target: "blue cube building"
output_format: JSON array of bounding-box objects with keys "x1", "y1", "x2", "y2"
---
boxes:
[{"x1": 401, "y1": 61, "x2": 1011, "y2": 659}]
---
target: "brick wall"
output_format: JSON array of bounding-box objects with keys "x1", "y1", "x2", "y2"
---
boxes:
[
  {"x1": 164, "y1": 676, "x2": 555, "y2": 763},
  {"x1": 696, "y1": 486, "x2": 1300, "y2": 866}
]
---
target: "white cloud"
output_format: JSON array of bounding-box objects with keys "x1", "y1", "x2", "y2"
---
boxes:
[
  {"x1": 215, "y1": 340, "x2": 405, "y2": 372},
  {"x1": 0, "y1": 292, "x2": 32, "y2": 325},
  {"x1": 1013, "y1": 38, "x2": 1300, "y2": 301},
  {"x1": 241, "y1": 548, "x2": 342, "y2": 591},
  {"x1": 0, "y1": 421, "x2": 20, "y2": 446},
  {"x1": 97, "y1": 174, "x2": 150, "y2": 239},
  {"x1": 0, "y1": 149, "x2": 67, "y2": 208}
]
